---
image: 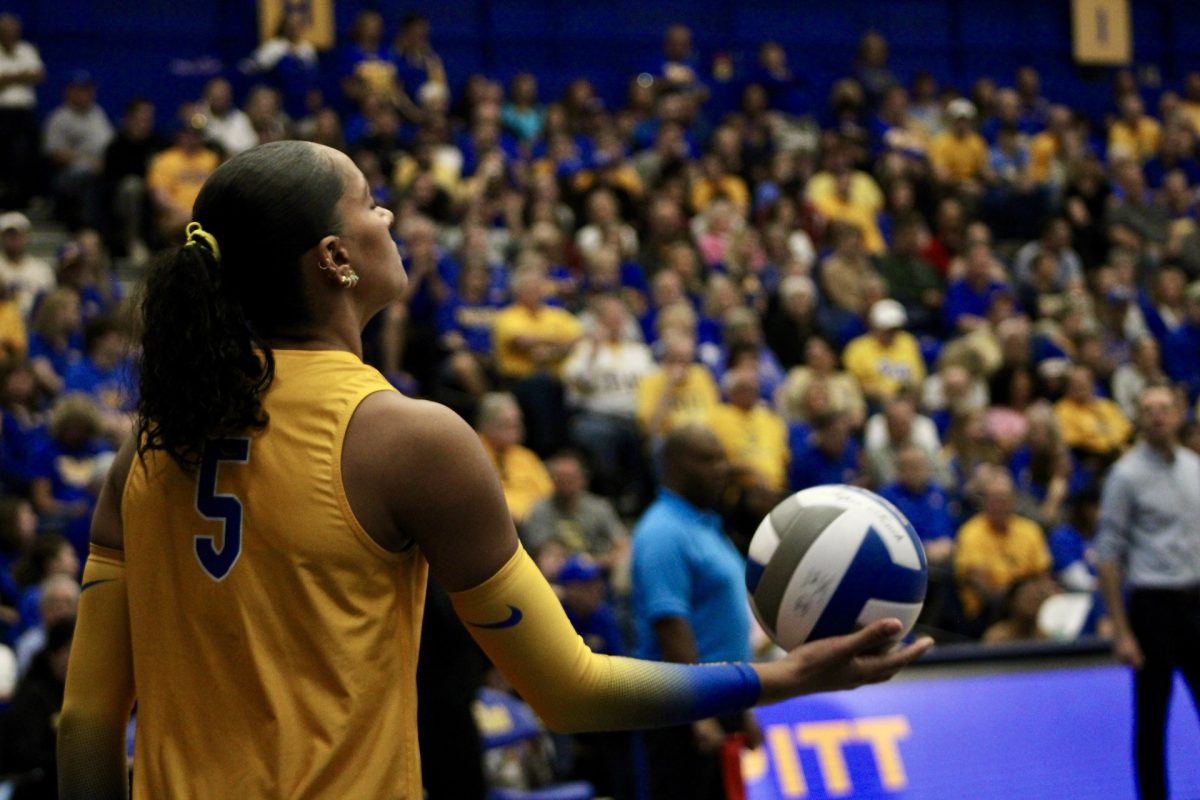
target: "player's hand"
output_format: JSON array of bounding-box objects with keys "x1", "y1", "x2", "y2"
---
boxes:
[
  {"x1": 752, "y1": 619, "x2": 934, "y2": 705},
  {"x1": 1113, "y1": 630, "x2": 1144, "y2": 670}
]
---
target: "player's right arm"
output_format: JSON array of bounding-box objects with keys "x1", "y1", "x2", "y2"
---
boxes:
[
  {"x1": 57, "y1": 436, "x2": 137, "y2": 800},
  {"x1": 348, "y1": 394, "x2": 932, "y2": 733}
]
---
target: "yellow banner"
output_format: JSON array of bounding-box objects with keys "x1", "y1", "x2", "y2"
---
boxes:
[
  {"x1": 257, "y1": 0, "x2": 335, "y2": 50},
  {"x1": 1072, "y1": 0, "x2": 1131, "y2": 65}
]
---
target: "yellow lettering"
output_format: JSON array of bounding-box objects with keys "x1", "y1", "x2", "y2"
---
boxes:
[
  {"x1": 766, "y1": 723, "x2": 808, "y2": 798},
  {"x1": 797, "y1": 721, "x2": 854, "y2": 795},
  {"x1": 854, "y1": 716, "x2": 911, "y2": 790},
  {"x1": 740, "y1": 745, "x2": 768, "y2": 784},
  {"x1": 471, "y1": 702, "x2": 513, "y2": 737}
]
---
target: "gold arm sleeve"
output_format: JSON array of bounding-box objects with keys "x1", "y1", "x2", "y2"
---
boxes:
[
  {"x1": 449, "y1": 545, "x2": 759, "y2": 734},
  {"x1": 58, "y1": 545, "x2": 135, "y2": 800}
]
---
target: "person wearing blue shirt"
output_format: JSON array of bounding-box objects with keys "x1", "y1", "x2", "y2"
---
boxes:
[
  {"x1": 788, "y1": 411, "x2": 862, "y2": 491},
  {"x1": 436, "y1": 262, "x2": 505, "y2": 359},
  {"x1": 0, "y1": 403, "x2": 45, "y2": 493},
  {"x1": 879, "y1": 445, "x2": 957, "y2": 550},
  {"x1": 880, "y1": 444, "x2": 957, "y2": 627},
  {"x1": 1162, "y1": 284, "x2": 1200, "y2": 402},
  {"x1": 336, "y1": 10, "x2": 395, "y2": 112},
  {"x1": 1143, "y1": 127, "x2": 1200, "y2": 189},
  {"x1": 389, "y1": 15, "x2": 443, "y2": 97},
  {"x1": 28, "y1": 393, "x2": 113, "y2": 564},
  {"x1": 27, "y1": 287, "x2": 85, "y2": 396},
  {"x1": 63, "y1": 315, "x2": 136, "y2": 417},
  {"x1": 649, "y1": 25, "x2": 707, "y2": 99},
  {"x1": 432, "y1": 261, "x2": 505, "y2": 420},
  {"x1": 0, "y1": 496, "x2": 36, "y2": 644},
  {"x1": 942, "y1": 241, "x2": 1011, "y2": 334},
  {"x1": 501, "y1": 73, "x2": 544, "y2": 143},
  {"x1": 557, "y1": 553, "x2": 634, "y2": 799},
  {"x1": 1048, "y1": 489, "x2": 1106, "y2": 631},
  {"x1": 559, "y1": 554, "x2": 624, "y2": 658},
  {"x1": 747, "y1": 42, "x2": 808, "y2": 115},
  {"x1": 631, "y1": 425, "x2": 752, "y2": 800}
]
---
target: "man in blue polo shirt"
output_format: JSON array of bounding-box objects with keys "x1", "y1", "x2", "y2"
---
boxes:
[{"x1": 631, "y1": 424, "x2": 753, "y2": 800}]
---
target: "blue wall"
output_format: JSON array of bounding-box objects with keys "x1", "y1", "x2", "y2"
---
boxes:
[{"x1": 7, "y1": 0, "x2": 1200, "y2": 125}]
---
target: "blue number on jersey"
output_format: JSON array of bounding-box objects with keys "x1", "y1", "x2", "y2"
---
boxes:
[{"x1": 194, "y1": 438, "x2": 251, "y2": 581}]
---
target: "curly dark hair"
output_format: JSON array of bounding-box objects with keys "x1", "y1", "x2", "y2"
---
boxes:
[{"x1": 137, "y1": 141, "x2": 344, "y2": 470}]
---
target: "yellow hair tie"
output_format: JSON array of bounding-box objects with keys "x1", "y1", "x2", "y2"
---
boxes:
[{"x1": 184, "y1": 221, "x2": 221, "y2": 263}]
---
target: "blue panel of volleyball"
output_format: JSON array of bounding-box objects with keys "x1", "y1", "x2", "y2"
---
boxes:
[{"x1": 746, "y1": 485, "x2": 928, "y2": 650}]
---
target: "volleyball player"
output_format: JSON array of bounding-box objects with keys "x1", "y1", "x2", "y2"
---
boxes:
[{"x1": 57, "y1": 141, "x2": 932, "y2": 798}]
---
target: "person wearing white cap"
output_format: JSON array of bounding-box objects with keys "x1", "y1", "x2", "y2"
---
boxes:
[
  {"x1": 929, "y1": 96, "x2": 992, "y2": 192},
  {"x1": 0, "y1": 210, "x2": 55, "y2": 318},
  {"x1": 843, "y1": 298, "x2": 926, "y2": 404}
]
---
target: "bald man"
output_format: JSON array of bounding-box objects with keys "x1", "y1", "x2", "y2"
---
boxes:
[{"x1": 631, "y1": 425, "x2": 755, "y2": 799}]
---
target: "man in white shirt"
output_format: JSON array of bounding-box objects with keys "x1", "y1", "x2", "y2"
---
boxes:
[
  {"x1": 864, "y1": 390, "x2": 946, "y2": 486},
  {"x1": 0, "y1": 13, "x2": 44, "y2": 208},
  {"x1": 1097, "y1": 385, "x2": 1200, "y2": 800},
  {"x1": 0, "y1": 211, "x2": 55, "y2": 318},
  {"x1": 563, "y1": 294, "x2": 655, "y2": 506},
  {"x1": 198, "y1": 77, "x2": 258, "y2": 156},
  {"x1": 43, "y1": 71, "x2": 113, "y2": 229}
]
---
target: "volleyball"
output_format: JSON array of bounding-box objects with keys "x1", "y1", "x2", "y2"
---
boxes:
[{"x1": 746, "y1": 485, "x2": 928, "y2": 650}]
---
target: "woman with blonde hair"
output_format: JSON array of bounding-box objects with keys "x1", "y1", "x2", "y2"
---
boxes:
[{"x1": 27, "y1": 287, "x2": 83, "y2": 396}]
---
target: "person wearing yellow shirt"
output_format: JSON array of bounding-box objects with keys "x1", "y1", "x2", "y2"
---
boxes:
[
  {"x1": 636, "y1": 331, "x2": 719, "y2": 439},
  {"x1": 492, "y1": 265, "x2": 583, "y2": 381},
  {"x1": 810, "y1": 172, "x2": 886, "y2": 255},
  {"x1": 1028, "y1": 105, "x2": 1072, "y2": 186},
  {"x1": 1108, "y1": 93, "x2": 1162, "y2": 162},
  {"x1": 493, "y1": 265, "x2": 586, "y2": 455},
  {"x1": 843, "y1": 300, "x2": 927, "y2": 404},
  {"x1": 476, "y1": 392, "x2": 553, "y2": 525},
  {"x1": 929, "y1": 99, "x2": 990, "y2": 189},
  {"x1": 689, "y1": 153, "x2": 751, "y2": 213},
  {"x1": 1054, "y1": 365, "x2": 1133, "y2": 458},
  {"x1": 705, "y1": 366, "x2": 789, "y2": 491},
  {"x1": 954, "y1": 469, "x2": 1052, "y2": 625},
  {"x1": 146, "y1": 113, "x2": 220, "y2": 242},
  {"x1": 0, "y1": 292, "x2": 26, "y2": 358},
  {"x1": 805, "y1": 147, "x2": 884, "y2": 217}
]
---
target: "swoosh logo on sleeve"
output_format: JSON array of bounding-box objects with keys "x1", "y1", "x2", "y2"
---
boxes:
[
  {"x1": 80, "y1": 578, "x2": 116, "y2": 593},
  {"x1": 465, "y1": 605, "x2": 523, "y2": 629}
]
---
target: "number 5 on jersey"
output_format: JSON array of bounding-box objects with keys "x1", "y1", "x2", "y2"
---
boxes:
[{"x1": 195, "y1": 438, "x2": 251, "y2": 581}]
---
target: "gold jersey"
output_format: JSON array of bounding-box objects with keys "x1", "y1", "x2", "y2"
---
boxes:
[{"x1": 122, "y1": 349, "x2": 428, "y2": 798}]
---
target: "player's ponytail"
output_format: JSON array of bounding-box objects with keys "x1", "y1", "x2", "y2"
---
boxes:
[{"x1": 136, "y1": 141, "x2": 345, "y2": 470}]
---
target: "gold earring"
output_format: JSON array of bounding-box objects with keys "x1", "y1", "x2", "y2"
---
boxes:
[{"x1": 340, "y1": 269, "x2": 360, "y2": 288}]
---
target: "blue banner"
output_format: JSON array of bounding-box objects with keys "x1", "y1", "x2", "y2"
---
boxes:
[{"x1": 744, "y1": 665, "x2": 1200, "y2": 799}]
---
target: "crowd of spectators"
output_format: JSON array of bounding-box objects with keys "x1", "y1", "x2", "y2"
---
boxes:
[{"x1": 2, "y1": 7, "x2": 1200, "y2": 796}]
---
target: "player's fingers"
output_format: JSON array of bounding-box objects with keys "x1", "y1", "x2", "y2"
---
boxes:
[
  {"x1": 834, "y1": 618, "x2": 903, "y2": 658},
  {"x1": 858, "y1": 636, "x2": 934, "y2": 683}
]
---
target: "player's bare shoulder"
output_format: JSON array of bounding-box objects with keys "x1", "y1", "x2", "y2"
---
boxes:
[
  {"x1": 344, "y1": 389, "x2": 515, "y2": 571},
  {"x1": 344, "y1": 391, "x2": 491, "y2": 512},
  {"x1": 350, "y1": 390, "x2": 480, "y2": 464}
]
